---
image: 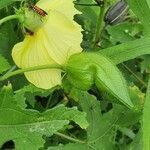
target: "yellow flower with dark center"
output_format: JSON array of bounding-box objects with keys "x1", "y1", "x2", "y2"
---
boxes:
[{"x1": 12, "y1": 0, "x2": 83, "y2": 89}]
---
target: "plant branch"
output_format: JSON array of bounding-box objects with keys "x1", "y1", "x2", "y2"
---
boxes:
[
  {"x1": 74, "y1": 3, "x2": 98, "y2": 7},
  {"x1": 93, "y1": 2, "x2": 106, "y2": 47},
  {"x1": 0, "y1": 64, "x2": 63, "y2": 81},
  {"x1": 0, "y1": 15, "x2": 21, "y2": 26}
]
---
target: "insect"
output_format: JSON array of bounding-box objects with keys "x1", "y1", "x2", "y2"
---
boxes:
[
  {"x1": 30, "y1": 5, "x2": 48, "y2": 17},
  {"x1": 95, "y1": 0, "x2": 104, "y2": 6},
  {"x1": 24, "y1": 27, "x2": 34, "y2": 36}
]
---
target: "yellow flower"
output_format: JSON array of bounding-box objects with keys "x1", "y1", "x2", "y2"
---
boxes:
[{"x1": 12, "y1": 0, "x2": 83, "y2": 89}]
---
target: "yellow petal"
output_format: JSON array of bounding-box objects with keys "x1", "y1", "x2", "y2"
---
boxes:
[
  {"x1": 41, "y1": 10, "x2": 82, "y2": 64},
  {"x1": 12, "y1": 0, "x2": 82, "y2": 89},
  {"x1": 37, "y1": 0, "x2": 80, "y2": 21},
  {"x1": 12, "y1": 35, "x2": 61, "y2": 89}
]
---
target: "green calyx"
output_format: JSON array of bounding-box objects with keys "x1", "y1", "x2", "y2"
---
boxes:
[
  {"x1": 16, "y1": 7, "x2": 46, "y2": 32},
  {"x1": 24, "y1": 8, "x2": 45, "y2": 32},
  {"x1": 0, "y1": 6, "x2": 46, "y2": 32},
  {"x1": 65, "y1": 52, "x2": 134, "y2": 109}
]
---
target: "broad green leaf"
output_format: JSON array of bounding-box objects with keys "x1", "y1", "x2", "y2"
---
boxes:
[
  {"x1": 140, "y1": 55, "x2": 150, "y2": 73},
  {"x1": 48, "y1": 91, "x2": 116, "y2": 150},
  {"x1": 14, "y1": 84, "x2": 50, "y2": 108},
  {"x1": 127, "y1": 0, "x2": 150, "y2": 36},
  {"x1": 147, "y1": 0, "x2": 150, "y2": 9},
  {"x1": 66, "y1": 52, "x2": 134, "y2": 109},
  {"x1": 0, "y1": 54, "x2": 10, "y2": 73},
  {"x1": 106, "y1": 23, "x2": 142, "y2": 44},
  {"x1": 75, "y1": 0, "x2": 99, "y2": 49},
  {"x1": 77, "y1": 91, "x2": 115, "y2": 143},
  {"x1": 0, "y1": 0, "x2": 21, "y2": 9},
  {"x1": 73, "y1": 91, "x2": 116, "y2": 149},
  {"x1": 127, "y1": 131, "x2": 143, "y2": 150},
  {"x1": 109, "y1": 104, "x2": 141, "y2": 127},
  {"x1": 143, "y1": 76, "x2": 150, "y2": 150},
  {"x1": 0, "y1": 85, "x2": 88, "y2": 150},
  {"x1": 0, "y1": 22, "x2": 18, "y2": 64},
  {"x1": 129, "y1": 86, "x2": 145, "y2": 110},
  {"x1": 48, "y1": 143, "x2": 88, "y2": 150},
  {"x1": 100, "y1": 37, "x2": 150, "y2": 65}
]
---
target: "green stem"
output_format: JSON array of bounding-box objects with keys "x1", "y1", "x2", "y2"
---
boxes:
[
  {"x1": 74, "y1": 3, "x2": 98, "y2": 7},
  {"x1": 93, "y1": 3, "x2": 106, "y2": 47},
  {"x1": 0, "y1": 64, "x2": 63, "y2": 81},
  {"x1": 55, "y1": 132, "x2": 85, "y2": 144},
  {"x1": 0, "y1": 15, "x2": 21, "y2": 26}
]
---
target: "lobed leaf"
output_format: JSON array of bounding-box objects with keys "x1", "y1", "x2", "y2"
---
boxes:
[
  {"x1": 48, "y1": 143, "x2": 88, "y2": 150},
  {"x1": 48, "y1": 91, "x2": 116, "y2": 149},
  {"x1": 0, "y1": 84, "x2": 88, "y2": 150},
  {"x1": 0, "y1": 54, "x2": 10, "y2": 74}
]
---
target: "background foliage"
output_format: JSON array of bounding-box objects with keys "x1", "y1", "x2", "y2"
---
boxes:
[{"x1": 0, "y1": 0, "x2": 150, "y2": 149}]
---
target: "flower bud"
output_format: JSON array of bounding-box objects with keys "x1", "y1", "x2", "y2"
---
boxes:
[
  {"x1": 16, "y1": 6, "x2": 46, "y2": 33},
  {"x1": 66, "y1": 52, "x2": 134, "y2": 109},
  {"x1": 104, "y1": 0, "x2": 129, "y2": 25},
  {"x1": 23, "y1": 7, "x2": 46, "y2": 32}
]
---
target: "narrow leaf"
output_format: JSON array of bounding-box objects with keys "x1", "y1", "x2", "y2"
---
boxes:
[
  {"x1": 100, "y1": 37, "x2": 150, "y2": 64},
  {"x1": 0, "y1": 84, "x2": 88, "y2": 150},
  {"x1": 143, "y1": 76, "x2": 150, "y2": 150},
  {"x1": 127, "y1": 0, "x2": 150, "y2": 36},
  {"x1": 48, "y1": 143, "x2": 88, "y2": 150}
]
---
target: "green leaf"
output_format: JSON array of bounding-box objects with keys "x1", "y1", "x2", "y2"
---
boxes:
[
  {"x1": 0, "y1": 0, "x2": 20, "y2": 9},
  {"x1": 75, "y1": 0, "x2": 99, "y2": 49},
  {"x1": 143, "y1": 76, "x2": 150, "y2": 150},
  {"x1": 14, "y1": 84, "x2": 49, "y2": 108},
  {"x1": 106, "y1": 23, "x2": 142, "y2": 44},
  {"x1": 0, "y1": 22, "x2": 18, "y2": 64},
  {"x1": 0, "y1": 54, "x2": 10, "y2": 73},
  {"x1": 73, "y1": 91, "x2": 116, "y2": 149},
  {"x1": 127, "y1": 0, "x2": 150, "y2": 36},
  {"x1": 127, "y1": 131, "x2": 143, "y2": 150},
  {"x1": 48, "y1": 91, "x2": 116, "y2": 150},
  {"x1": 77, "y1": 91, "x2": 116, "y2": 144},
  {"x1": 140, "y1": 55, "x2": 150, "y2": 73},
  {"x1": 48, "y1": 143, "x2": 88, "y2": 150},
  {"x1": 147, "y1": 0, "x2": 150, "y2": 8},
  {"x1": 66, "y1": 52, "x2": 134, "y2": 109},
  {"x1": 100, "y1": 37, "x2": 150, "y2": 65},
  {"x1": 0, "y1": 84, "x2": 88, "y2": 150},
  {"x1": 129, "y1": 86, "x2": 145, "y2": 110}
]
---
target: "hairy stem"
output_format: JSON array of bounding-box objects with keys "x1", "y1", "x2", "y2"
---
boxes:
[
  {"x1": 0, "y1": 64, "x2": 63, "y2": 81},
  {"x1": 74, "y1": 3, "x2": 98, "y2": 7},
  {"x1": 93, "y1": 2, "x2": 106, "y2": 47},
  {"x1": 0, "y1": 15, "x2": 22, "y2": 26}
]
